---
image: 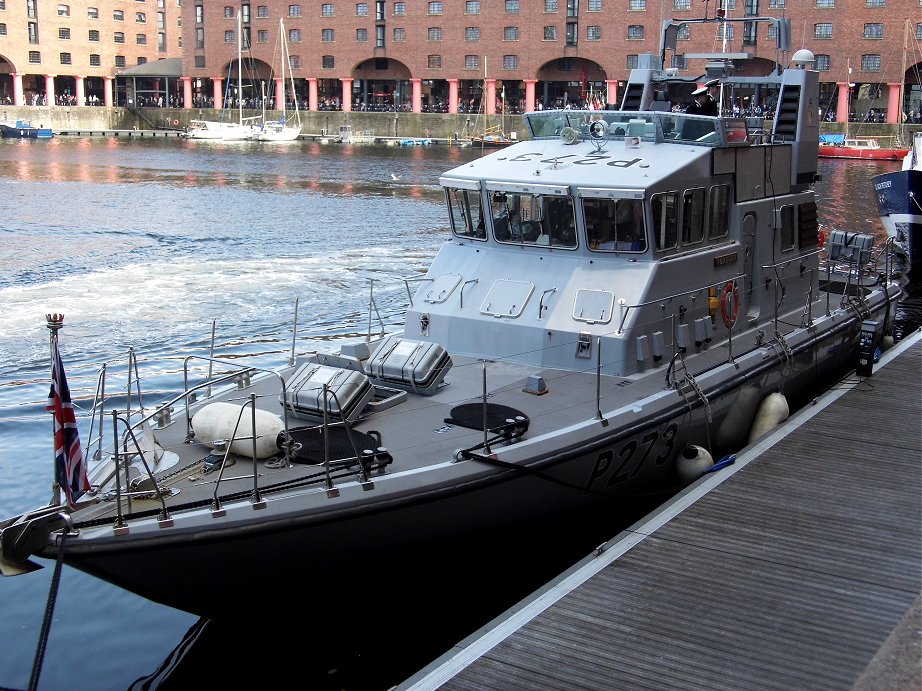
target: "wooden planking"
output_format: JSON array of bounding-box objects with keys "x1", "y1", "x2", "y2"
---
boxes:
[{"x1": 426, "y1": 339, "x2": 921, "y2": 690}]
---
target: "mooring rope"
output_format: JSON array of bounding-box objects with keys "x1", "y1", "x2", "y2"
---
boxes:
[{"x1": 28, "y1": 530, "x2": 68, "y2": 691}]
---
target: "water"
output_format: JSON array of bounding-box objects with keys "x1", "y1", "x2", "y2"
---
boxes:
[{"x1": 0, "y1": 138, "x2": 908, "y2": 690}]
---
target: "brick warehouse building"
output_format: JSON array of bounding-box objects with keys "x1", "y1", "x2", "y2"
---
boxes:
[{"x1": 0, "y1": 0, "x2": 920, "y2": 124}]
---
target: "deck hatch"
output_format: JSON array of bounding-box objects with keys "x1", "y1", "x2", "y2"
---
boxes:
[
  {"x1": 423, "y1": 273, "x2": 462, "y2": 304},
  {"x1": 572, "y1": 289, "x2": 615, "y2": 324},
  {"x1": 480, "y1": 280, "x2": 534, "y2": 318}
]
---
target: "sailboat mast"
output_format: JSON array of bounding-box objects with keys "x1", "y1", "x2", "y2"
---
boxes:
[{"x1": 237, "y1": 11, "x2": 243, "y2": 126}]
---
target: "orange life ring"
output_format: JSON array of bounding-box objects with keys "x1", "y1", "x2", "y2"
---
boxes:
[
  {"x1": 721, "y1": 281, "x2": 739, "y2": 328},
  {"x1": 172, "y1": 119, "x2": 180, "y2": 126},
  {"x1": 818, "y1": 229, "x2": 827, "y2": 249}
]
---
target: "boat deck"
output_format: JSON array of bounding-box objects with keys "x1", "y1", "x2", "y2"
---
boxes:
[{"x1": 399, "y1": 330, "x2": 922, "y2": 690}]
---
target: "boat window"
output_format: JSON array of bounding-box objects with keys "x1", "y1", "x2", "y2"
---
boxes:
[
  {"x1": 585, "y1": 197, "x2": 646, "y2": 252},
  {"x1": 707, "y1": 184, "x2": 731, "y2": 240},
  {"x1": 491, "y1": 191, "x2": 577, "y2": 248},
  {"x1": 778, "y1": 204, "x2": 795, "y2": 251},
  {"x1": 681, "y1": 188, "x2": 706, "y2": 246},
  {"x1": 651, "y1": 192, "x2": 678, "y2": 251},
  {"x1": 447, "y1": 187, "x2": 486, "y2": 240}
]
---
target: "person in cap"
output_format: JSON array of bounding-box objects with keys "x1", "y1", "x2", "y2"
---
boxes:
[
  {"x1": 703, "y1": 79, "x2": 720, "y2": 116},
  {"x1": 686, "y1": 87, "x2": 711, "y2": 116}
]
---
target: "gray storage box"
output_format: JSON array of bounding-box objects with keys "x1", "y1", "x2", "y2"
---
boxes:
[
  {"x1": 365, "y1": 336, "x2": 452, "y2": 395},
  {"x1": 281, "y1": 363, "x2": 374, "y2": 423}
]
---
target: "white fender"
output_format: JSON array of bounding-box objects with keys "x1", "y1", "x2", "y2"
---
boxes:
[
  {"x1": 191, "y1": 402, "x2": 284, "y2": 459},
  {"x1": 747, "y1": 392, "x2": 789, "y2": 444},
  {"x1": 676, "y1": 445, "x2": 713, "y2": 486},
  {"x1": 716, "y1": 385, "x2": 763, "y2": 450}
]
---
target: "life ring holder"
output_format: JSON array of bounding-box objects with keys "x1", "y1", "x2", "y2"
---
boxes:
[
  {"x1": 720, "y1": 281, "x2": 739, "y2": 328},
  {"x1": 172, "y1": 119, "x2": 180, "y2": 126}
]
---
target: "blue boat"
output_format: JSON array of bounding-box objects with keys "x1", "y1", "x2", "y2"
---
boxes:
[{"x1": 0, "y1": 119, "x2": 54, "y2": 139}]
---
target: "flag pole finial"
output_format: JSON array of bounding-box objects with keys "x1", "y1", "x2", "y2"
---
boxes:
[{"x1": 46, "y1": 313, "x2": 65, "y2": 332}]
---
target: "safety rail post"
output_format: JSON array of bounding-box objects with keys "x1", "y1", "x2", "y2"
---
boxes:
[
  {"x1": 87, "y1": 364, "x2": 107, "y2": 462},
  {"x1": 482, "y1": 362, "x2": 490, "y2": 454},
  {"x1": 110, "y1": 410, "x2": 127, "y2": 530},
  {"x1": 289, "y1": 296, "x2": 299, "y2": 366},
  {"x1": 113, "y1": 411, "x2": 172, "y2": 524},
  {"x1": 313, "y1": 390, "x2": 375, "y2": 487},
  {"x1": 595, "y1": 337, "x2": 607, "y2": 424}
]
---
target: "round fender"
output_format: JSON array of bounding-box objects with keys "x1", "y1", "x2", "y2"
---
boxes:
[{"x1": 720, "y1": 281, "x2": 739, "y2": 329}]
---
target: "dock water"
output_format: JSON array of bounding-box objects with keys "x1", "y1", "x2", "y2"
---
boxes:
[{"x1": 401, "y1": 331, "x2": 922, "y2": 690}]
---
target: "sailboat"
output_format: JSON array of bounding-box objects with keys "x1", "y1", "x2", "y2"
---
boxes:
[
  {"x1": 818, "y1": 58, "x2": 910, "y2": 160},
  {"x1": 471, "y1": 59, "x2": 515, "y2": 149},
  {"x1": 184, "y1": 12, "x2": 258, "y2": 141},
  {"x1": 253, "y1": 18, "x2": 302, "y2": 142}
]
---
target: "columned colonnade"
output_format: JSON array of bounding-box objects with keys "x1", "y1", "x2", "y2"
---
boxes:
[
  {"x1": 10, "y1": 72, "x2": 115, "y2": 106},
  {"x1": 7, "y1": 69, "x2": 908, "y2": 125}
]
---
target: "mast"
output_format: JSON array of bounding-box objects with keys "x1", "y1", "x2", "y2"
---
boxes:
[
  {"x1": 237, "y1": 11, "x2": 243, "y2": 126},
  {"x1": 280, "y1": 18, "x2": 287, "y2": 123}
]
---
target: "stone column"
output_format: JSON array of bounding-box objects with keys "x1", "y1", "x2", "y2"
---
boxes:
[
  {"x1": 308, "y1": 77, "x2": 318, "y2": 111},
  {"x1": 45, "y1": 74, "x2": 56, "y2": 105},
  {"x1": 12, "y1": 73, "x2": 24, "y2": 105},
  {"x1": 886, "y1": 82, "x2": 902, "y2": 124},
  {"x1": 274, "y1": 77, "x2": 284, "y2": 110},
  {"x1": 411, "y1": 78, "x2": 422, "y2": 113},
  {"x1": 103, "y1": 76, "x2": 114, "y2": 107},
  {"x1": 836, "y1": 82, "x2": 850, "y2": 123},
  {"x1": 181, "y1": 76, "x2": 193, "y2": 108},
  {"x1": 524, "y1": 79, "x2": 536, "y2": 112},
  {"x1": 448, "y1": 78, "x2": 459, "y2": 113},
  {"x1": 213, "y1": 78, "x2": 223, "y2": 110},
  {"x1": 75, "y1": 76, "x2": 86, "y2": 106},
  {"x1": 605, "y1": 80, "x2": 619, "y2": 107},
  {"x1": 485, "y1": 78, "x2": 496, "y2": 115},
  {"x1": 341, "y1": 78, "x2": 353, "y2": 111}
]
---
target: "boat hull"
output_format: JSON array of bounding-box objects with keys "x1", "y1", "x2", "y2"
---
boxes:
[
  {"x1": 873, "y1": 168, "x2": 922, "y2": 275},
  {"x1": 36, "y1": 292, "x2": 893, "y2": 618},
  {"x1": 818, "y1": 144, "x2": 907, "y2": 161},
  {"x1": 0, "y1": 122, "x2": 53, "y2": 139}
]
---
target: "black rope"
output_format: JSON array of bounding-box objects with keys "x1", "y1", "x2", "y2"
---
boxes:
[{"x1": 28, "y1": 530, "x2": 67, "y2": 691}]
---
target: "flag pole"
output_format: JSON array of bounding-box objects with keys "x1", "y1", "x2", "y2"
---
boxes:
[{"x1": 46, "y1": 313, "x2": 64, "y2": 506}]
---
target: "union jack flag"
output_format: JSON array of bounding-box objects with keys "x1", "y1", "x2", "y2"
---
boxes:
[{"x1": 47, "y1": 337, "x2": 90, "y2": 509}]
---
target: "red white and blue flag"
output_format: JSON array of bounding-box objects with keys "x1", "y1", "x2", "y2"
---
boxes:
[{"x1": 47, "y1": 339, "x2": 90, "y2": 509}]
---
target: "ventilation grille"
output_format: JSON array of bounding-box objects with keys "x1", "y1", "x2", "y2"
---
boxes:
[{"x1": 773, "y1": 85, "x2": 801, "y2": 140}]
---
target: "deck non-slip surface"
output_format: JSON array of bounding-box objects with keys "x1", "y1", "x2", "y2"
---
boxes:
[{"x1": 401, "y1": 333, "x2": 921, "y2": 690}]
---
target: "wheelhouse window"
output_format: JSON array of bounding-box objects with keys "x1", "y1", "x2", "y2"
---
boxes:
[
  {"x1": 681, "y1": 188, "x2": 706, "y2": 245},
  {"x1": 706, "y1": 185, "x2": 731, "y2": 239},
  {"x1": 490, "y1": 191, "x2": 578, "y2": 249},
  {"x1": 447, "y1": 187, "x2": 486, "y2": 240},
  {"x1": 585, "y1": 197, "x2": 647, "y2": 252},
  {"x1": 651, "y1": 192, "x2": 678, "y2": 251}
]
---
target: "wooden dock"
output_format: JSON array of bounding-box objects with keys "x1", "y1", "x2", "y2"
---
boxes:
[{"x1": 400, "y1": 330, "x2": 922, "y2": 690}]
